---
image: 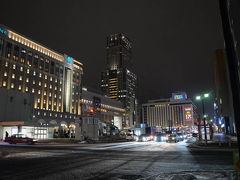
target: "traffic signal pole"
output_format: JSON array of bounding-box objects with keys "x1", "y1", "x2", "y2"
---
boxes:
[{"x1": 202, "y1": 99, "x2": 207, "y2": 144}]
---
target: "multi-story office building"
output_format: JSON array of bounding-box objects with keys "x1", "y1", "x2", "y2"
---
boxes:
[
  {"x1": 0, "y1": 25, "x2": 83, "y2": 139},
  {"x1": 142, "y1": 92, "x2": 196, "y2": 129},
  {"x1": 101, "y1": 34, "x2": 137, "y2": 128},
  {"x1": 81, "y1": 87, "x2": 125, "y2": 136}
]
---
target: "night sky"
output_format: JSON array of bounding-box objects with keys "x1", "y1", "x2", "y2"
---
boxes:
[{"x1": 0, "y1": 0, "x2": 224, "y2": 115}]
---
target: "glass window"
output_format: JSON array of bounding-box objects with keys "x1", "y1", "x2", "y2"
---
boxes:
[
  {"x1": 33, "y1": 54, "x2": 39, "y2": 68},
  {"x1": 50, "y1": 61, "x2": 55, "y2": 74},
  {"x1": 13, "y1": 45, "x2": 19, "y2": 61},
  {"x1": 5, "y1": 42, "x2": 12, "y2": 59},
  {"x1": 27, "y1": 52, "x2": 32, "y2": 66},
  {"x1": 20, "y1": 49, "x2": 26, "y2": 63},
  {"x1": 55, "y1": 65, "x2": 59, "y2": 77},
  {"x1": 39, "y1": 57, "x2": 44, "y2": 70},
  {"x1": 45, "y1": 59, "x2": 49, "y2": 73}
]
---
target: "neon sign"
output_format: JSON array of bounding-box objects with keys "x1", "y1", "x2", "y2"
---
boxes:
[
  {"x1": 67, "y1": 56, "x2": 71, "y2": 63},
  {"x1": 174, "y1": 94, "x2": 183, "y2": 100},
  {"x1": 0, "y1": 27, "x2": 9, "y2": 37},
  {"x1": 185, "y1": 107, "x2": 192, "y2": 121}
]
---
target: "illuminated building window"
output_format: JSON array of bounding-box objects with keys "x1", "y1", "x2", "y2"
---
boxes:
[
  {"x1": 50, "y1": 85, "x2": 52, "y2": 89},
  {"x1": 49, "y1": 93, "x2": 52, "y2": 97},
  {"x1": 39, "y1": 81, "x2": 41, "y2": 86},
  {"x1": 2, "y1": 81, "x2": 6, "y2": 87},
  {"x1": 59, "y1": 103, "x2": 61, "y2": 106},
  {"x1": 50, "y1": 113, "x2": 52, "y2": 117},
  {"x1": 32, "y1": 88, "x2": 35, "y2": 93},
  {"x1": 55, "y1": 86, "x2": 57, "y2": 90},
  {"x1": 38, "y1": 90, "x2": 41, "y2": 95},
  {"x1": 39, "y1": 73, "x2": 42, "y2": 78},
  {"x1": 27, "y1": 69, "x2": 30, "y2": 74},
  {"x1": 26, "y1": 87, "x2": 28, "y2": 92},
  {"x1": 44, "y1": 91, "x2": 46, "y2": 95},
  {"x1": 20, "y1": 67, "x2": 23, "y2": 72},
  {"x1": 4, "y1": 72, "x2": 7, "y2": 76},
  {"x1": 60, "y1": 81, "x2": 62, "y2": 85},
  {"x1": 49, "y1": 101, "x2": 51, "y2": 105},
  {"x1": 43, "y1": 100, "x2": 46, "y2": 104},
  {"x1": 55, "y1": 79, "x2": 57, "y2": 83},
  {"x1": 45, "y1": 75, "x2": 47, "y2": 80},
  {"x1": 37, "y1": 98, "x2": 40, "y2": 103},
  {"x1": 26, "y1": 78, "x2": 29, "y2": 83},
  {"x1": 11, "y1": 83, "x2": 14, "y2": 89},
  {"x1": 60, "y1": 114, "x2": 62, "y2": 118},
  {"x1": 59, "y1": 88, "x2": 62, "y2": 92},
  {"x1": 44, "y1": 83, "x2": 47, "y2": 88},
  {"x1": 38, "y1": 111, "x2": 40, "y2": 115},
  {"x1": 33, "y1": 80, "x2": 35, "y2": 85},
  {"x1": 5, "y1": 62, "x2": 8, "y2": 67},
  {"x1": 55, "y1": 114, "x2": 57, "y2": 117},
  {"x1": 50, "y1": 77, "x2": 52, "y2": 81},
  {"x1": 13, "y1": 64, "x2": 16, "y2": 69},
  {"x1": 44, "y1": 112, "x2": 46, "y2": 116},
  {"x1": 54, "y1": 94, "x2": 57, "y2": 98},
  {"x1": 59, "y1": 95, "x2": 61, "y2": 99},
  {"x1": 18, "y1": 85, "x2": 21, "y2": 90},
  {"x1": 33, "y1": 71, "x2": 36, "y2": 76}
]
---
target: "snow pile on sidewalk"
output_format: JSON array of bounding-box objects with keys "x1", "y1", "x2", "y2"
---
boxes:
[{"x1": 153, "y1": 170, "x2": 233, "y2": 180}]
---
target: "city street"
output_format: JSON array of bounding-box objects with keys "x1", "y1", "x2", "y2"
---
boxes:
[{"x1": 0, "y1": 140, "x2": 234, "y2": 179}]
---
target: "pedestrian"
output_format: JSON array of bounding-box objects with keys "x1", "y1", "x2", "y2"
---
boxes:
[{"x1": 5, "y1": 131, "x2": 9, "y2": 138}]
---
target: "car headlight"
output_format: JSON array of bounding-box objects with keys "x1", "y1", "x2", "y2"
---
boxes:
[{"x1": 172, "y1": 137, "x2": 175, "y2": 139}]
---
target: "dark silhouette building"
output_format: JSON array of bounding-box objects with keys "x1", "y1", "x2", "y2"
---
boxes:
[
  {"x1": 101, "y1": 34, "x2": 137, "y2": 128},
  {"x1": 214, "y1": 49, "x2": 234, "y2": 133}
]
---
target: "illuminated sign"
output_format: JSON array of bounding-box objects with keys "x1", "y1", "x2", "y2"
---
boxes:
[
  {"x1": 185, "y1": 107, "x2": 192, "y2": 121},
  {"x1": 0, "y1": 27, "x2": 9, "y2": 37},
  {"x1": 67, "y1": 56, "x2": 71, "y2": 63},
  {"x1": 174, "y1": 94, "x2": 183, "y2": 100}
]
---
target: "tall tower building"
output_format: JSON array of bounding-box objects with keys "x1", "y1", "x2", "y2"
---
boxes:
[{"x1": 101, "y1": 34, "x2": 137, "y2": 128}]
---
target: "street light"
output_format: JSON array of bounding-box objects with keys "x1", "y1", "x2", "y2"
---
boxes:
[{"x1": 195, "y1": 93, "x2": 210, "y2": 145}]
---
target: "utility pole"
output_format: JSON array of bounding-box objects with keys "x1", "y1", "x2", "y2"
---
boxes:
[{"x1": 202, "y1": 99, "x2": 208, "y2": 144}]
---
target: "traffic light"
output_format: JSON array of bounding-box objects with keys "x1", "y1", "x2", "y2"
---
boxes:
[{"x1": 90, "y1": 108, "x2": 94, "y2": 116}]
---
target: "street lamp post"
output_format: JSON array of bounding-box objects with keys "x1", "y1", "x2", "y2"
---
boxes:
[
  {"x1": 196, "y1": 93, "x2": 209, "y2": 145},
  {"x1": 202, "y1": 98, "x2": 208, "y2": 145}
]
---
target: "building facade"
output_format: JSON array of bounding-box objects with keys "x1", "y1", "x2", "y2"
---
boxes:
[
  {"x1": 101, "y1": 34, "x2": 137, "y2": 128},
  {"x1": 0, "y1": 25, "x2": 83, "y2": 139},
  {"x1": 214, "y1": 49, "x2": 234, "y2": 133},
  {"x1": 142, "y1": 92, "x2": 196, "y2": 129},
  {"x1": 81, "y1": 87, "x2": 125, "y2": 137}
]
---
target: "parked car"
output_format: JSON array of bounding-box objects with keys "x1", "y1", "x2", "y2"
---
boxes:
[
  {"x1": 154, "y1": 133, "x2": 166, "y2": 142},
  {"x1": 4, "y1": 134, "x2": 37, "y2": 145},
  {"x1": 135, "y1": 134, "x2": 150, "y2": 142},
  {"x1": 166, "y1": 134, "x2": 179, "y2": 143}
]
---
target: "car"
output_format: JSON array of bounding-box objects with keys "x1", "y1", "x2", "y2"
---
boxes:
[
  {"x1": 192, "y1": 133, "x2": 199, "y2": 137},
  {"x1": 177, "y1": 133, "x2": 185, "y2": 141},
  {"x1": 154, "y1": 133, "x2": 166, "y2": 142},
  {"x1": 4, "y1": 134, "x2": 37, "y2": 145},
  {"x1": 166, "y1": 134, "x2": 179, "y2": 143},
  {"x1": 135, "y1": 134, "x2": 150, "y2": 142}
]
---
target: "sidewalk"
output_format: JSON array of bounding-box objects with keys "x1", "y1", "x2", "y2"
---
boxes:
[{"x1": 187, "y1": 134, "x2": 238, "y2": 151}]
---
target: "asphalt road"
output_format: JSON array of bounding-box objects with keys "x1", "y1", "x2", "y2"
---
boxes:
[{"x1": 0, "y1": 140, "x2": 234, "y2": 180}]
